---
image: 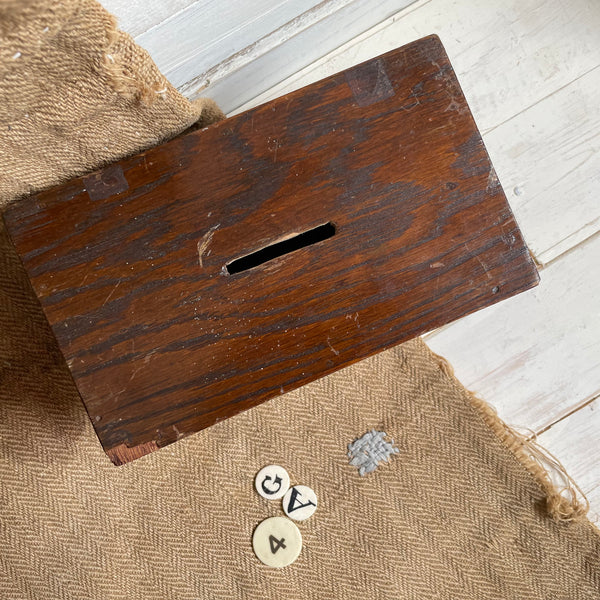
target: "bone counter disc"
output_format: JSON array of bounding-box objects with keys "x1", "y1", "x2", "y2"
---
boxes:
[
  {"x1": 282, "y1": 485, "x2": 318, "y2": 521},
  {"x1": 255, "y1": 465, "x2": 290, "y2": 500},
  {"x1": 252, "y1": 516, "x2": 302, "y2": 568}
]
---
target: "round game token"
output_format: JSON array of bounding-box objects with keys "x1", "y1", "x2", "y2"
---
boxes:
[
  {"x1": 282, "y1": 485, "x2": 318, "y2": 521},
  {"x1": 252, "y1": 516, "x2": 302, "y2": 568},
  {"x1": 254, "y1": 465, "x2": 290, "y2": 500}
]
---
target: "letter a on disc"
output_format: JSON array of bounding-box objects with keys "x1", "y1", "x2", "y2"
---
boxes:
[{"x1": 282, "y1": 485, "x2": 318, "y2": 521}]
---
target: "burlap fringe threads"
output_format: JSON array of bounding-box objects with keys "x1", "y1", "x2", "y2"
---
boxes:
[
  {"x1": 100, "y1": 13, "x2": 223, "y2": 123},
  {"x1": 432, "y1": 351, "x2": 590, "y2": 523}
]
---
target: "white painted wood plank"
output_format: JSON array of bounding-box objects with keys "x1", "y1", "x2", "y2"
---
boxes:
[
  {"x1": 175, "y1": 0, "x2": 417, "y2": 111},
  {"x1": 99, "y1": 0, "x2": 197, "y2": 38},
  {"x1": 536, "y1": 397, "x2": 600, "y2": 524},
  {"x1": 232, "y1": 1, "x2": 430, "y2": 110},
  {"x1": 425, "y1": 232, "x2": 600, "y2": 433},
  {"x1": 136, "y1": 0, "x2": 321, "y2": 85},
  {"x1": 484, "y1": 66, "x2": 600, "y2": 266},
  {"x1": 100, "y1": 0, "x2": 417, "y2": 113}
]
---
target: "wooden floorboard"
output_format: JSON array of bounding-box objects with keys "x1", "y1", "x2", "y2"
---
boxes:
[
  {"x1": 100, "y1": 0, "x2": 197, "y2": 37},
  {"x1": 135, "y1": 0, "x2": 322, "y2": 86},
  {"x1": 238, "y1": 0, "x2": 600, "y2": 133},
  {"x1": 484, "y1": 65, "x2": 600, "y2": 266},
  {"x1": 113, "y1": 0, "x2": 418, "y2": 111}
]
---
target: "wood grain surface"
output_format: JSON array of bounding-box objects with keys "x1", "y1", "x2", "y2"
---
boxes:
[{"x1": 3, "y1": 36, "x2": 539, "y2": 464}]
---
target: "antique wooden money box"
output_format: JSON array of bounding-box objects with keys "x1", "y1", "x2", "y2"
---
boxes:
[{"x1": 3, "y1": 36, "x2": 539, "y2": 464}]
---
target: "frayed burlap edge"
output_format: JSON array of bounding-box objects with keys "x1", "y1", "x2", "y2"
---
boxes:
[
  {"x1": 100, "y1": 11, "x2": 224, "y2": 126},
  {"x1": 431, "y1": 350, "x2": 594, "y2": 525}
]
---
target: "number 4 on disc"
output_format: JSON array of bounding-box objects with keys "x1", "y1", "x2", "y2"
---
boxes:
[{"x1": 252, "y1": 516, "x2": 302, "y2": 568}]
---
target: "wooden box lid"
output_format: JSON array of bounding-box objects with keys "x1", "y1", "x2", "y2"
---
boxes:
[{"x1": 3, "y1": 36, "x2": 539, "y2": 464}]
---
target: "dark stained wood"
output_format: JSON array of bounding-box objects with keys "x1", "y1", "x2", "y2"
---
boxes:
[{"x1": 3, "y1": 35, "x2": 539, "y2": 465}]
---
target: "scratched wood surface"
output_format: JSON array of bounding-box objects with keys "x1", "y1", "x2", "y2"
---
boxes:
[{"x1": 3, "y1": 36, "x2": 538, "y2": 464}]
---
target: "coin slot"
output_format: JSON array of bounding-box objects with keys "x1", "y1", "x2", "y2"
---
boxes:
[{"x1": 226, "y1": 222, "x2": 336, "y2": 274}]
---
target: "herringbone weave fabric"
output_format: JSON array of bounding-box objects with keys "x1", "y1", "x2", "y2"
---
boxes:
[{"x1": 1, "y1": 2, "x2": 599, "y2": 599}]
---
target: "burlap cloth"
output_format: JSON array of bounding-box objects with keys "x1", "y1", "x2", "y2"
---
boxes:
[{"x1": 1, "y1": 2, "x2": 599, "y2": 598}]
